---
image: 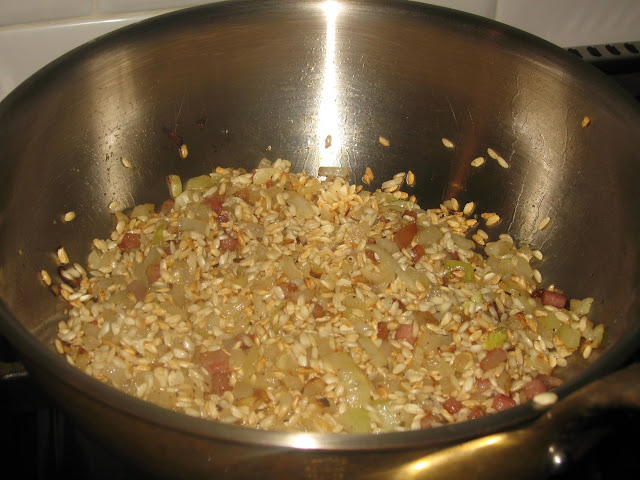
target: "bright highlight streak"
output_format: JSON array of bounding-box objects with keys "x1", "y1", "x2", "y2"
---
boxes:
[
  {"x1": 317, "y1": 1, "x2": 342, "y2": 168},
  {"x1": 293, "y1": 433, "x2": 320, "y2": 449}
]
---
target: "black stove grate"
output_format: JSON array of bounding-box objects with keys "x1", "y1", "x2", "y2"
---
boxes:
[{"x1": 567, "y1": 41, "x2": 640, "y2": 101}]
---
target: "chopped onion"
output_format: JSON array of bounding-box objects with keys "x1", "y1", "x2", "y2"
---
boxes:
[
  {"x1": 275, "y1": 350, "x2": 299, "y2": 374},
  {"x1": 257, "y1": 158, "x2": 271, "y2": 169},
  {"x1": 537, "y1": 314, "x2": 562, "y2": 342},
  {"x1": 166, "y1": 175, "x2": 182, "y2": 198},
  {"x1": 318, "y1": 166, "x2": 349, "y2": 178},
  {"x1": 220, "y1": 296, "x2": 251, "y2": 319},
  {"x1": 185, "y1": 175, "x2": 214, "y2": 192},
  {"x1": 280, "y1": 255, "x2": 302, "y2": 281},
  {"x1": 361, "y1": 263, "x2": 395, "y2": 287},
  {"x1": 374, "y1": 192, "x2": 420, "y2": 212},
  {"x1": 87, "y1": 247, "x2": 119, "y2": 270},
  {"x1": 233, "y1": 381, "x2": 253, "y2": 399},
  {"x1": 286, "y1": 192, "x2": 315, "y2": 219},
  {"x1": 376, "y1": 237, "x2": 399, "y2": 254},
  {"x1": 525, "y1": 353, "x2": 552, "y2": 375},
  {"x1": 558, "y1": 325, "x2": 580, "y2": 349},
  {"x1": 417, "y1": 330, "x2": 451, "y2": 353},
  {"x1": 451, "y1": 234, "x2": 475, "y2": 251},
  {"x1": 368, "y1": 244, "x2": 415, "y2": 288},
  {"x1": 326, "y1": 352, "x2": 370, "y2": 407},
  {"x1": 484, "y1": 239, "x2": 515, "y2": 257},
  {"x1": 416, "y1": 225, "x2": 443, "y2": 246},
  {"x1": 229, "y1": 349, "x2": 246, "y2": 368},
  {"x1": 372, "y1": 400, "x2": 400, "y2": 430},
  {"x1": 344, "y1": 222, "x2": 370, "y2": 245},
  {"x1": 302, "y1": 377, "x2": 327, "y2": 397},
  {"x1": 411, "y1": 345, "x2": 425, "y2": 369},
  {"x1": 243, "y1": 346, "x2": 259, "y2": 378},
  {"x1": 340, "y1": 407, "x2": 371, "y2": 433},
  {"x1": 253, "y1": 167, "x2": 278, "y2": 185},
  {"x1": 243, "y1": 222, "x2": 265, "y2": 239},
  {"x1": 569, "y1": 297, "x2": 594, "y2": 316},
  {"x1": 130, "y1": 203, "x2": 155, "y2": 219},
  {"x1": 584, "y1": 323, "x2": 604, "y2": 348},
  {"x1": 357, "y1": 336, "x2": 387, "y2": 367},
  {"x1": 343, "y1": 294, "x2": 367, "y2": 310}
]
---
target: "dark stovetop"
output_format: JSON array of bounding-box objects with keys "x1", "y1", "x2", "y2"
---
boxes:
[
  {"x1": 2, "y1": 41, "x2": 640, "y2": 480},
  {"x1": 567, "y1": 41, "x2": 640, "y2": 101}
]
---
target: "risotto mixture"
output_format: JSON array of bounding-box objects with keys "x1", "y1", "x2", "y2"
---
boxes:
[{"x1": 52, "y1": 159, "x2": 604, "y2": 433}]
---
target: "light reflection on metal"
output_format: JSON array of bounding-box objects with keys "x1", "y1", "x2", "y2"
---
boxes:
[
  {"x1": 549, "y1": 444, "x2": 565, "y2": 467},
  {"x1": 410, "y1": 459, "x2": 430, "y2": 473},
  {"x1": 317, "y1": 0, "x2": 342, "y2": 168},
  {"x1": 480, "y1": 435, "x2": 502, "y2": 447},
  {"x1": 292, "y1": 433, "x2": 320, "y2": 449},
  {"x1": 397, "y1": 433, "x2": 509, "y2": 479}
]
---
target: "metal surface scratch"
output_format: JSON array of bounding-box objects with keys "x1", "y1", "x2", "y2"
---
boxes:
[
  {"x1": 506, "y1": 181, "x2": 525, "y2": 233},
  {"x1": 446, "y1": 96, "x2": 458, "y2": 131},
  {"x1": 174, "y1": 94, "x2": 186, "y2": 131}
]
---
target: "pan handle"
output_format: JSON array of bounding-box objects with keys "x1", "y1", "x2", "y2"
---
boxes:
[
  {"x1": 0, "y1": 360, "x2": 29, "y2": 382},
  {"x1": 402, "y1": 363, "x2": 640, "y2": 480},
  {"x1": 0, "y1": 335, "x2": 29, "y2": 383},
  {"x1": 532, "y1": 362, "x2": 640, "y2": 477}
]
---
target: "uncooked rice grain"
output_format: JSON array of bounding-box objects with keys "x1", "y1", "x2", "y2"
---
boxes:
[
  {"x1": 496, "y1": 156, "x2": 509, "y2": 169},
  {"x1": 52, "y1": 158, "x2": 603, "y2": 434},
  {"x1": 442, "y1": 138, "x2": 454, "y2": 148},
  {"x1": 471, "y1": 157, "x2": 485, "y2": 167},
  {"x1": 538, "y1": 216, "x2": 551, "y2": 230},
  {"x1": 57, "y1": 247, "x2": 69, "y2": 265}
]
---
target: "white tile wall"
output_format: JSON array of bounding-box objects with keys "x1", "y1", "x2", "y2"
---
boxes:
[
  {"x1": 0, "y1": 0, "x2": 639, "y2": 101},
  {"x1": 495, "y1": 0, "x2": 640, "y2": 48},
  {"x1": 414, "y1": 0, "x2": 496, "y2": 18},
  {"x1": 0, "y1": 15, "x2": 150, "y2": 101},
  {"x1": 0, "y1": 0, "x2": 91, "y2": 28},
  {"x1": 97, "y1": 0, "x2": 217, "y2": 15}
]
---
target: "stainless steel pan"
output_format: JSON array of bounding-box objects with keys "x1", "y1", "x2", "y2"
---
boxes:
[{"x1": 1, "y1": 1, "x2": 640, "y2": 478}]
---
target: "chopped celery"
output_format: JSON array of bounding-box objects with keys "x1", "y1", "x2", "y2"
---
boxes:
[
  {"x1": 152, "y1": 221, "x2": 167, "y2": 245},
  {"x1": 166, "y1": 175, "x2": 182, "y2": 198},
  {"x1": 482, "y1": 326, "x2": 507, "y2": 350},
  {"x1": 177, "y1": 217, "x2": 207, "y2": 235},
  {"x1": 444, "y1": 259, "x2": 475, "y2": 282}
]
